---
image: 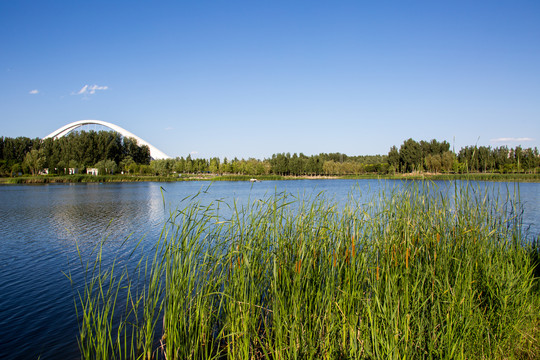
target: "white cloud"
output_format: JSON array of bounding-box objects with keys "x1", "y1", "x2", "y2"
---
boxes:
[
  {"x1": 190, "y1": 151, "x2": 199, "y2": 155},
  {"x1": 29, "y1": 89, "x2": 39, "y2": 94},
  {"x1": 76, "y1": 84, "x2": 109, "y2": 95},
  {"x1": 490, "y1": 137, "x2": 534, "y2": 143},
  {"x1": 165, "y1": 126, "x2": 174, "y2": 130},
  {"x1": 77, "y1": 85, "x2": 88, "y2": 94}
]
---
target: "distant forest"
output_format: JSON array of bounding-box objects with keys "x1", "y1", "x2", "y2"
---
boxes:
[{"x1": 1, "y1": 131, "x2": 538, "y2": 177}]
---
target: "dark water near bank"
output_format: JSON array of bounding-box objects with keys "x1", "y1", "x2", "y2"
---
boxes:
[{"x1": 0, "y1": 180, "x2": 538, "y2": 359}]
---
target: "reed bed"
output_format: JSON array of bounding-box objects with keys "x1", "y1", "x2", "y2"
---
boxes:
[{"x1": 71, "y1": 182, "x2": 540, "y2": 359}]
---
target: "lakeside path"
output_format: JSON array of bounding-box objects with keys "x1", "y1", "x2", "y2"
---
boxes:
[{"x1": 1, "y1": 173, "x2": 539, "y2": 184}]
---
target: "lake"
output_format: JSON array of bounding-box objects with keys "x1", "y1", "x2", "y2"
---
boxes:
[{"x1": 0, "y1": 179, "x2": 538, "y2": 359}]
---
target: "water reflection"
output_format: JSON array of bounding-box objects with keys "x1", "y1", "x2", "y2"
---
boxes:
[{"x1": 50, "y1": 183, "x2": 166, "y2": 246}]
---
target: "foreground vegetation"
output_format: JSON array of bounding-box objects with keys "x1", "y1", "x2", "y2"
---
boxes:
[{"x1": 71, "y1": 182, "x2": 540, "y2": 359}]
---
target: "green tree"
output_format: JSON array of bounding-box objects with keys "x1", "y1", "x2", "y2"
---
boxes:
[
  {"x1": 270, "y1": 153, "x2": 289, "y2": 175},
  {"x1": 209, "y1": 157, "x2": 220, "y2": 174},
  {"x1": 23, "y1": 149, "x2": 45, "y2": 175},
  {"x1": 387, "y1": 146, "x2": 400, "y2": 172},
  {"x1": 425, "y1": 154, "x2": 442, "y2": 173},
  {"x1": 95, "y1": 159, "x2": 118, "y2": 175},
  {"x1": 441, "y1": 151, "x2": 454, "y2": 172},
  {"x1": 119, "y1": 156, "x2": 135, "y2": 174},
  {"x1": 399, "y1": 139, "x2": 422, "y2": 172},
  {"x1": 174, "y1": 157, "x2": 185, "y2": 174},
  {"x1": 221, "y1": 158, "x2": 232, "y2": 174},
  {"x1": 11, "y1": 163, "x2": 22, "y2": 176},
  {"x1": 184, "y1": 155, "x2": 193, "y2": 173},
  {"x1": 289, "y1": 153, "x2": 304, "y2": 176}
]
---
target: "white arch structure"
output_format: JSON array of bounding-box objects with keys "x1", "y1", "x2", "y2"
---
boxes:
[{"x1": 44, "y1": 120, "x2": 171, "y2": 160}]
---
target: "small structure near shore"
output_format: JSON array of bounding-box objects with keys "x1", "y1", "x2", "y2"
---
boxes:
[{"x1": 87, "y1": 168, "x2": 99, "y2": 176}]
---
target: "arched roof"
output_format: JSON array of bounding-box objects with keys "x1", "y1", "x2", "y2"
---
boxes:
[{"x1": 44, "y1": 120, "x2": 171, "y2": 160}]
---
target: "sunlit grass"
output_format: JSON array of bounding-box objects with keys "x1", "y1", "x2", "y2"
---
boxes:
[{"x1": 70, "y1": 181, "x2": 540, "y2": 359}]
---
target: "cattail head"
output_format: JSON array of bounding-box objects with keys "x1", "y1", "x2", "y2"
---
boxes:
[{"x1": 406, "y1": 248, "x2": 409, "y2": 269}]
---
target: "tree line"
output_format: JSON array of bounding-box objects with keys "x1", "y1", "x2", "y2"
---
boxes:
[
  {"x1": 0, "y1": 131, "x2": 151, "y2": 176},
  {"x1": 456, "y1": 145, "x2": 539, "y2": 173},
  {"x1": 149, "y1": 141, "x2": 539, "y2": 176},
  {"x1": 1, "y1": 131, "x2": 538, "y2": 177},
  {"x1": 388, "y1": 139, "x2": 454, "y2": 173},
  {"x1": 388, "y1": 138, "x2": 539, "y2": 174},
  {"x1": 148, "y1": 153, "x2": 388, "y2": 177}
]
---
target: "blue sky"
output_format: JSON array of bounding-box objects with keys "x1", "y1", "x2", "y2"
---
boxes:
[{"x1": 1, "y1": 1, "x2": 539, "y2": 159}]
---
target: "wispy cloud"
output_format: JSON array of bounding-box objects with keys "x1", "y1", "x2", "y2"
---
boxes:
[
  {"x1": 76, "y1": 84, "x2": 109, "y2": 95},
  {"x1": 165, "y1": 126, "x2": 174, "y2": 130},
  {"x1": 29, "y1": 89, "x2": 39, "y2": 94},
  {"x1": 190, "y1": 151, "x2": 199, "y2": 155},
  {"x1": 490, "y1": 137, "x2": 534, "y2": 143}
]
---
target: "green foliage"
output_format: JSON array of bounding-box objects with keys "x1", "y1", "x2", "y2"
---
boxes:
[
  {"x1": 71, "y1": 183, "x2": 540, "y2": 359},
  {"x1": 399, "y1": 138, "x2": 423, "y2": 172},
  {"x1": 387, "y1": 145, "x2": 400, "y2": 171},
  {"x1": 458, "y1": 145, "x2": 540, "y2": 174},
  {"x1": 23, "y1": 149, "x2": 46, "y2": 175},
  {"x1": 2, "y1": 133, "x2": 538, "y2": 177},
  {"x1": 95, "y1": 159, "x2": 118, "y2": 175},
  {"x1": 266, "y1": 152, "x2": 387, "y2": 177},
  {"x1": 0, "y1": 132, "x2": 151, "y2": 176},
  {"x1": 388, "y1": 138, "x2": 538, "y2": 175}
]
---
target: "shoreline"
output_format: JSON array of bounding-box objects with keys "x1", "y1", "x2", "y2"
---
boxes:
[{"x1": 1, "y1": 172, "x2": 539, "y2": 184}]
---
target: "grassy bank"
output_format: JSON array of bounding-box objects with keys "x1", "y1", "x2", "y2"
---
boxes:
[
  {"x1": 2, "y1": 172, "x2": 539, "y2": 184},
  {"x1": 0, "y1": 174, "x2": 177, "y2": 184},
  {"x1": 339, "y1": 172, "x2": 540, "y2": 182},
  {"x1": 0, "y1": 173, "x2": 284, "y2": 184},
  {"x1": 385, "y1": 172, "x2": 540, "y2": 182},
  {"x1": 211, "y1": 174, "x2": 285, "y2": 181},
  {"x1": 72, "y1": 182, "x2": 539, "y2": 359}
]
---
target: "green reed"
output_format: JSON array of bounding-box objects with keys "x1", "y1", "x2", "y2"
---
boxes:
[{"x1": 71, "y1": 181, "x2": 539, "y2": 359}]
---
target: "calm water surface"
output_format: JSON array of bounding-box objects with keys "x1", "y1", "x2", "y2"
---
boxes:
[{"x1": 0, "y1": 180, "x2": 538, "y2": 359}]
